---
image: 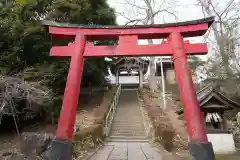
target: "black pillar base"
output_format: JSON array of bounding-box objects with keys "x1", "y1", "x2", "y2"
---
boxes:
[
  {"x1": 188, "y1": 142, "x2": 215, "y2": 160},
  {"x1": 44, "y1": 138, "x2": 72, "y2": 160}
]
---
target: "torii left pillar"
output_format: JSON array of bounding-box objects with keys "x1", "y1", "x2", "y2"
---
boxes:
[{"x1": 46, "y1": 35, "x2": 86, "y2": 160}]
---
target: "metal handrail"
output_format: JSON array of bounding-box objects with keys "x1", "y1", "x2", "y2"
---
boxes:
[{"x1": 104, "y1": 85, "x2": 121, "y2": 137}]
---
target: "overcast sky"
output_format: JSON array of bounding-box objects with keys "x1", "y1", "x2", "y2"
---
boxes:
[
  {"x1": 107, "y1": 0, "x2": 204, "y2": 24},
  {"x1": 107, "y1": 0, "x2": 210, "y2": 60}
]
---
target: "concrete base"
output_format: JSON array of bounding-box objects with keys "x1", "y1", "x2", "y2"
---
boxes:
[
  {"x1": 207, "y1": 133, "x2": 236, "y2": 154},
  {"x1": 188, "y1": 142, "x2": 215, "y2": 160},
  {"x1": 44, "y1": 139, "x2": 72, "y2": 160}
]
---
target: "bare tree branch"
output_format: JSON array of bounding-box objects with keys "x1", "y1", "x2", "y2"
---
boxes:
[
  {"x1": 120, "y1": 0, "x2": 148, "y2": 11},
  {"x1": 124, "y1": 19, "x2": 146, "y2": 25},
  {"x1": 219, "y1": 0, "x2": 235, "y2": 17},
  {"x1": 115, "y1": 11, "x2": 146, "y2": 25},
  {"x1": 152, "y1": 9, "x2": 179, "y2": 21},
  {"x1": 197, "y1": 0, "x2": 240, "y2": 79}
]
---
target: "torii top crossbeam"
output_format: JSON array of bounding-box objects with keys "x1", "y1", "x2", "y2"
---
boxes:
[
  {"x1": 42, "y1": 17, "x2": 214, "y2": 57},
  {"x1": 43, "y1": 17, "x2": 214, "y2": 40}
]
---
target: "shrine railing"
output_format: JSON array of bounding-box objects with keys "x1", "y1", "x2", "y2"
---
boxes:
[{"x1": 104, "y1": 84, "x2": 121, "y2": 137}]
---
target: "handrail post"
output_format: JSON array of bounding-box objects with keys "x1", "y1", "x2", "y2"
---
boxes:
[{"x1": 104, "y1": 84, "x2": 121, "y2": 137}]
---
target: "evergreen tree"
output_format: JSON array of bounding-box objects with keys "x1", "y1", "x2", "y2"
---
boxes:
[{"x1": 0, "y1": 0, "x2": 116, "y2": 119}]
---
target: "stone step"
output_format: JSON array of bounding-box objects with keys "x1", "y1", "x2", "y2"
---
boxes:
[
  {"x1": 114, "y1": 118, "x2": 142, "y2": 120},
  {"x1": 111, "y1": 124, "x2": 144, "y2": 128},
  {"x1": 115, "y1": 113, "x2": 141, "y2": 115},
  {"x1": 111, "y1": 128, "x2": 145, "y2": 131},
  {"x1": 114, "y1": 110, "x2": 141, "y2": 112},
  {"x1": 112, "y1": 124, "x2": 142, "y2": 128},
  {"x1": 111, "y1": 128, "x2": 144, "y2": 131},
  {"x1": 109, "y1": 89, "x2": 146, "y2": 138},
  {"x1": 111, "y1": 124, "x2": 144, "y2": 127},
  {"x1": 121, "y1": 85, "x2": 139, "y2": 90},
  {"x1": 107, "y1": 136, "x2": 148, "y2": 142},
  {"x1": 111, "y1": 125, "x2": 144, "y2": 129},
  {"x1": 112, "y1": 126, "x2": 144, "y2": 129},
  {"x1": 111, "y1": 129, "x2": 144, "y2": 132},
  {"x1": 115, "y1": 112, "x2": 141, "y2": 114},
  {"x1": 114, "y1": 113, "x2": 141, "y2": 116},
  {"x1": 113, "y1": 114, "x2": 142, "y2": 117},
  {"x1": 112, "y1": 122, "x2": 143, "y2": 124},
  {"x1": 114, "y1": 114, "x2": 142, "y2": 116},
  {"x1": 107, "y1": 139, "x2": 148, "y2": 142},
  {"x1": 115, "y1": 105, "x2": 140, "y2": 108},
  {"x1": 111, "y1": 131, "x2": 145, "y2": 134},
  {"x1": 110, "y1": 133, "x2": 145, "y2": 137},
  {"x1": 111, "y1": 128, "x2": 145, "y2": 133},
  {"x1": 114, "y1": 115, "x2": 142, "y2": 117},
  {"x1": 114, "y1": 111, "x2": 141, "y2": 114},
  {"x1": 114, "y1": 110, "x2": 141, "y2": 113},
  {"x1": 112, "y1": 120, "x2": 143, "y2": 123},
  {"x1": 111, "y1": 132, "x2": 145, "y2": 136},
  {"x1": 111, "y1": 132, "x2": 145, "y2": 137},
  {"x1": 113, "y1": 119, "x2": 143, "y2": 122},
  {"x1": 109, "y1": 135, "x2": 147, "y2": 139}
]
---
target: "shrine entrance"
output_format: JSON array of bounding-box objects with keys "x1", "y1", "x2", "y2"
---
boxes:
[
  {"x1": 43, "y1": 17, "x2": 215, "y2": 160},
  {"x1": 110, "y1": 57, "x2": 149, "y2": 87}
]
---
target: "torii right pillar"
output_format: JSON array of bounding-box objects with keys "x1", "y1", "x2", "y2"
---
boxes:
[{"x1": 169, "y1": 32, "x2": 215, "y2": 160}]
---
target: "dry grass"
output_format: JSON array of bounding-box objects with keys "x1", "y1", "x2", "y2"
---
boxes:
[
  {"x1": 0, "y1": 80, "x2": 117, "y2": 158},
  {"x1": 0, "y1": 76, "x2": 52, "y2": 118},
  {"x1": 0, "y1": 133, "x2": 19, "y2": 157},
  {"x1": 0, "y1": 76, "x2": 53, "y2": 158},
  {"x1": 139, "y1": 87, "x2": 188, "y2": 152},
  {"x1": 74, "y1": 86, "x2": 117, "y2": 140},
  {"x1": 73, "y1": 86, "x2": 118, "y2": 159}
]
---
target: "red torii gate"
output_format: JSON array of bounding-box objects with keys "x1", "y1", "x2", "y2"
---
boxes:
[{"x1": 43, "y1": 17, "x2": 215, "y2": 160}]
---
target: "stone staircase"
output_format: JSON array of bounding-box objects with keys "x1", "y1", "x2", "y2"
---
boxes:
[{"x1": 108, "y1": 89, "x2": 147, "y2": 142}]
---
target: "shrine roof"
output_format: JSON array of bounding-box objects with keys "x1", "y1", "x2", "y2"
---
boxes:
[
  {"x1": 176, "y1": 83, "x2": 240, "y2": 115},
  {"x1": 42, "y1": 17, "x2": 214, "y2": 29},
  {"x1": 197, "y1": 84, "x2": 240, "y2": 110},
  {"x1": 109, "y1": 57, "x2": 149, "y2": 75},
  {"x1": 112, "y1": 57, "x2": 149, "y2": 65}
]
